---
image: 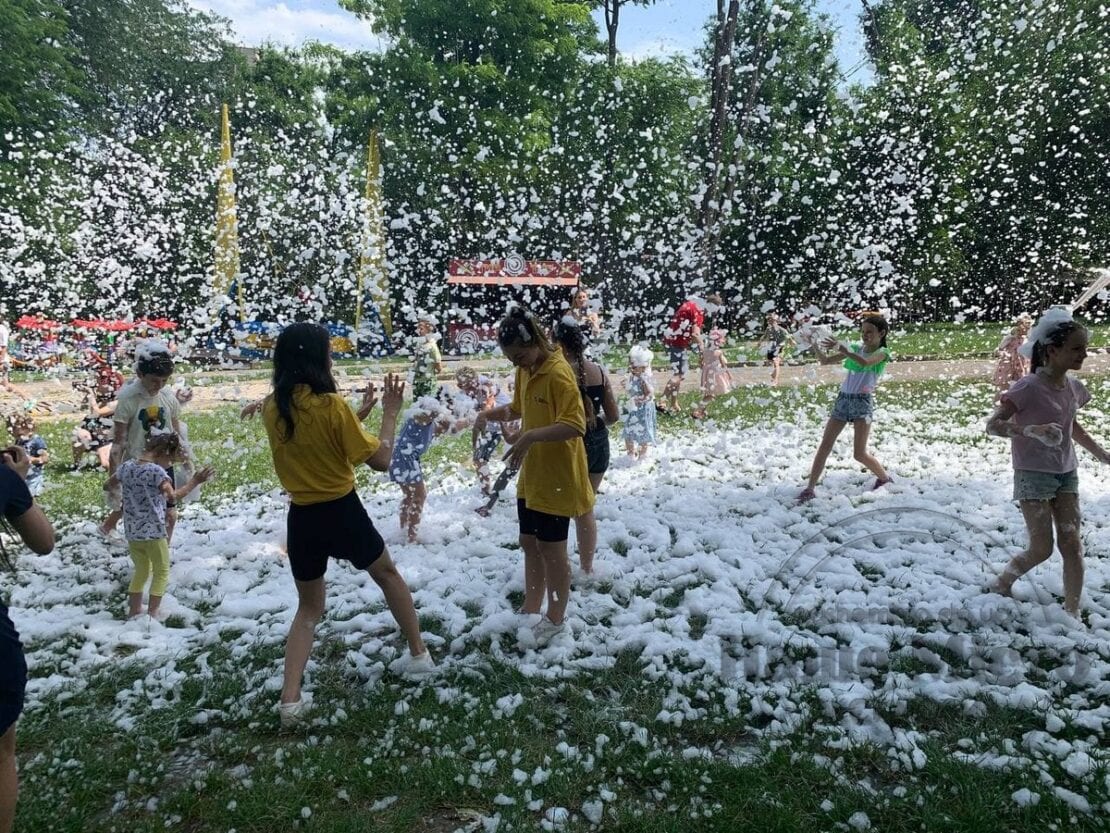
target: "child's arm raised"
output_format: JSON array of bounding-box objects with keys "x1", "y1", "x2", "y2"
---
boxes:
[
  {"x1": 365, "y1": 373, "x2": 404, "y2": 471},
  {"x1": 812, "y1": 339, "x2": 844, "y2": 366},
  {"x1": 163, "y1": 466, "x2": 216, "y2": 502},
  {"x1": 986, "y1": 400, "x2": 1063, "y2": 445}
]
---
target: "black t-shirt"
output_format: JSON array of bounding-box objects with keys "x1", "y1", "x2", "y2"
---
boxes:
[
  {"x1": 0, "y1": 466, "x2": 32, "y2": 615},
  {"x1": 0, "y1": 466, "x2": 31, "y2": 522}
]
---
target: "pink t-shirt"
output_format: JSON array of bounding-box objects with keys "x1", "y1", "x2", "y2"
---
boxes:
[{"x1": 1002, "y1": 373, "x2": 1090, "y2": 473}]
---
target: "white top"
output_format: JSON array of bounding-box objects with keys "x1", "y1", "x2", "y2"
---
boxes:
[{"x1": 113, "y1": 381, "x2": 182, "y2": 462}]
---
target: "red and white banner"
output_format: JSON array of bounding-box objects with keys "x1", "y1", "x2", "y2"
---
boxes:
[{"x1": 447, "y1": 257, "x2": 581, "y2": 286}]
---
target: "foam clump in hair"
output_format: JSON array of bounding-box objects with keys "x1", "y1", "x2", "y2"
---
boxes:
[
  {"x1": 403, "y1": 395, "x2": 447, "y2": 422},
  {"x1": 134, "y1": 338, "x2": 172, "y2": 362},
  {"x1": 1018, "y1": 306, "x2": 1074, "y2": 359},
  {"x1": 629, "y1": 345, "x2": 653, "y2": 368}
]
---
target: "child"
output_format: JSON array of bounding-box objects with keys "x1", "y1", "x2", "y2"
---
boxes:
[
  {"x1": 72, "y1": 366, "x2": 123, "y2": 469},
  {"x1": 693, "y1": 329, "x2": 734, "y2": 419},
  {"x1": 6, "y1": 415, "x2": 47, "y2": 497},
  {"x1": 797, "y1": 315, "x2": 893, "y2": 503},
  {"x1": 761, "y1": 313, "x2": 793, "y2": 386},
  {"x1": 987, "y1": 307, "x2": 1108, "y2": 617},
  {"x1": 623, "y1": 346, "x2": 657, "y2": 459},
  {"x1": 474, "y1": 307, "x2": 594, "y2": 643},
  {"x1": 106, "y1": 433, "x2": 214, "y2": 618},
  {"x1": 553, "y1": 317, "x2": 619, "y2": 575},
  {"x1": 389, "y1": 395, "x2": 451, "y2": 543},
  {"x1": 455, "y1": 366, "x2": 518, "y2": 494},
  {"x1": 260, "y1": 322, "x2": 432, "y2": 727},
  {"x1": 993, "y1": 314, "x2": 1032, "y2": 394},
  {"x1": 102, "y1": 340, "x2": 187, "y2": 538},
  {"x1": 411, "y1": 314, "x2": 443, "y2": 398}
]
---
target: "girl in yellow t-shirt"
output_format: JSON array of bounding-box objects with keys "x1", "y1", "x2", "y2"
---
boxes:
[
  {"x1": 260, "y1": 323, "x2": 432, "y2": 728},
  {"x1": 474, "y1": 307, "x2": 594, "y2": 645}
]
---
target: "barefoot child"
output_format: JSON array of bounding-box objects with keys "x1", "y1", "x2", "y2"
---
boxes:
[
  {"x1": 5, "y1": 416, "x2": 47, "y2": 497},
  {"x1": 103, "y1": 341, "x2": 187, "y2": 538},
  {"x1": 260, "y1": 323, "x2": 432, "y2": 727},
  {"x1": 474, "y1": 307, "x2": 594, "y2": 642},
  {"x1": 693, "y1": 329, "x2": 734, "y2": 419},
  {"x1": 623, "y1": 346, "x2": 656, "y2": 459},
  {"x1": 455, "y1": 367, "x2": 518, "y2": 494},
  {"x1": 761, "y1": 313, "x2": 793, "y2": 386},
  {"x1": 389, "y1": 395, "x2": 452, "y2": 543},
  {"x1": 411, "y1": 314, "x2": 443, "y2": 398},
  {"x1": 987, "y1": 307, "x2": 1109, "y2": 616},
  {"x1": 797, "y1": 315, "x2": 893, "y2": 502},
  {"x1": 106, "y1": 433, "x2": 214, "y2": 618},
  {"x1": 993, "y1": 314, "x2": 1032, "y2": 395}
]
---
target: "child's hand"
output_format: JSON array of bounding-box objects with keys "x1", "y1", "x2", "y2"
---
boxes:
[
  {"x1": 1022, "y1": 423, "x2": 1064, "y2": 447},
  {"x1": 193, "y1": 465, "x2": 216, "y2": 484},
  {"x1": 239, "y1": 400, "x2": 263, "y2": 420},
  {"x1": 175, "y1": 387, "x2": 194, "y2": 405},
  {"x1": 502, "y1": 430, "x2": 534, "y2": 469},
  {"x1": 380, "y1": 373, "x2": 405, "y2": 416}
]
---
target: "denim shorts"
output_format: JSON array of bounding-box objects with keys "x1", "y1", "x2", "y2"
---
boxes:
[
  {"x1": 831, "y1": 392, "x2": 873, "y2": 423},
  {"x1": 667, "y1": 347, "x2": 689, "y2": 376},
  {"x1": 584, "y1": 427, "x2": 610, "y2": 475},
  {"x1": 1013, "y1": 469, "x2": 1079, "y2": 502}
]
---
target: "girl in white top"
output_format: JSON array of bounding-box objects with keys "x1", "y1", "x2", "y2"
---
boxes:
[{"x1": 797, "y1": 315, "x2": 893, "y2": 503}]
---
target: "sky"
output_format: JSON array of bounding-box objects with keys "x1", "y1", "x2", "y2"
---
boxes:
[{"x1": 185, "y1": 0, "x2": 871, "y2": 78}]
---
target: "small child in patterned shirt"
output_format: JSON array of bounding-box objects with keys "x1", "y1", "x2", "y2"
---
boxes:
[{"x1": 106, "y1": 432, "x2": 214, "y2": 619}]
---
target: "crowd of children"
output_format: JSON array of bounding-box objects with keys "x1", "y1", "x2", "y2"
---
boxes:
[{"x1": 0, "y1": 298, "x2": 1102, "y2": 768}]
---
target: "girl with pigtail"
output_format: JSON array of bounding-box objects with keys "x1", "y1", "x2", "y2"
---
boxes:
[
  {"x1": 552, "y1": 316, "x2": 619, "y2": 576},
  {"x1": 474, "y1": 307, "x2": 594, "y2": 643},
  {"x1": 987, "y1": 307, "x2": 1110, "y2": 617}
]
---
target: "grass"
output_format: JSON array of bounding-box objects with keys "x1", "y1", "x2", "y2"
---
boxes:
[{"x1": 7, "y1": 374, "x2": 1110, "y2": 832}]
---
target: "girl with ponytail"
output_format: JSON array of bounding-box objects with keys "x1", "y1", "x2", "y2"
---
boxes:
[
  {"x1": 474, "y1": 307, "x2": 595, "y2": 643},
  {"x1": 552, "y1": 316, "x2": 619, "y2": 576},
  {"x1": 987, "y1": 307, "x2": 1110, "y2": 617}
]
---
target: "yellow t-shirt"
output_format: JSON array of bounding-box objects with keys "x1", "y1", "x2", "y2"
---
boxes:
[
  {"x1": 262, "y1": 386, "x2": 381, "y2": 505},
  {"x1": 511, "y1": 352, "x2": 594, "y2": 518}
]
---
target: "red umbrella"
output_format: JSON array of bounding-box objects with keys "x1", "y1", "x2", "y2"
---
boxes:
[
  {"x1": 142, "y1": 318, "x2": 179, "y2": 330},
  {"x1": 15, "y1": 315, "x2": 62, "y2": 330}
]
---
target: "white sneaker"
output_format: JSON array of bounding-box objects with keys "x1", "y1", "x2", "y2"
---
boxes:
[
  {"x1": 531, "y1": 617, "x2": 567, "y2": 646},
  {"x1": 278, "y1": 699, "x2": 308, "y2": 729},
  {"x1": 390, "y1": 651, "x2": 437, "y2": 679}
]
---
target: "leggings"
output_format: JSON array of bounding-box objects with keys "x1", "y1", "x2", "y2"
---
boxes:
[{"x1": 128, "y1": 539, "x2": 171, "y2": 595}]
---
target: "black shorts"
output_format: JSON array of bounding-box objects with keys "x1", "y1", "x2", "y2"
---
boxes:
[
  {"x1": 0, "y1": 604, "x2": 27, "y2": 736},
  {"x1": 287, "y1": 490, "x2": 385, "y2": 581},
  {"x1": 164, "y1": 465, "x2": 177, "y2": 510},
  {"x1": 584, "y1": 428, "x2": 610, "y2": 475},
  {"x1": 517, "y1": 499, "x2": 571, "y2": 543}
]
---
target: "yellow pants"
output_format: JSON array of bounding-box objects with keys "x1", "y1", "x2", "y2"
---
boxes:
[{"x1": 128, "y1": 539, "x2": 171, "y2": 596}]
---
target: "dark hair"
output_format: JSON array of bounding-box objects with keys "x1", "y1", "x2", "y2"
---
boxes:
[
  {"x1": 860, "y1": 314, "x2": 890, "y2": 348},
  {"x1": 144, "y1": 431, "x2": 184, "y2": 459},
  {"x1": 1031, "y1": 320, "x2": 1086, "y2": 372},
  {"x1": 552, "y1": 318, "x2": 597, "y2": 426},
  {"x1": 272, "y1": 322, "x2": 337, "y2": 441},
  {"x1": 136, "y1": 351, "x2": 175, "y2": 377},
  {"x1": 497, "y1": 306, "x2": 553, "y2": 353}
]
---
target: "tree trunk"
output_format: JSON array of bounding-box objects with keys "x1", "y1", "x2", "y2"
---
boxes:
[
  {"x1": 699, "y1": 0, "x2": 741, "y2": 269},
  {"x1": 604, "y1": 0, "x2": 621, "y2": 67}
]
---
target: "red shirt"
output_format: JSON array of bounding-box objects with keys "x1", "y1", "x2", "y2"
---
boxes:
[{"x1": 662, "y1": 301, "x2": 704, "y2": 348}]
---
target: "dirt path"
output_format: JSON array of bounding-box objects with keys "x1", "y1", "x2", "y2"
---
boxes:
[{"x1": 9, "y1": 353, "x2": 1110, "y2": 421}]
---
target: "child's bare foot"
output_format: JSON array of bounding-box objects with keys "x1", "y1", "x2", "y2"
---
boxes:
[{"x1": 989, "y1": 578, "x2": 1013, "y2": 598}]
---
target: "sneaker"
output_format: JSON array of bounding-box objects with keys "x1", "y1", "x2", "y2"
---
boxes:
[
  {"x1": 796, "y1": 487, "x2": 816, "y2": 504},
  {"x1": 871, "y1": 477, "x2": 893, "y2": 491},
  {"x1": 532, "y1": 617, "x2": 567, "y2": 646},
  {"x1": 389, "y1": 650, "x2": 437, "y2": 679},
  {"x1": 278, "y1": 699, "x2": 308, "y2": 729}
]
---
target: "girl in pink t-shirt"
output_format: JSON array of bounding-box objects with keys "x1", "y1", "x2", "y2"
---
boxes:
[{"x1": 987, "y1": 307, "x2": 1110, "y2": 616}]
